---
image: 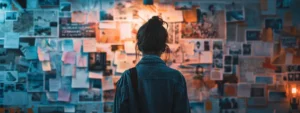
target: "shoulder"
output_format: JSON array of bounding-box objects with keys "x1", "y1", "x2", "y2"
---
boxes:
[
  {"x1": 163, "y1": 67, "x2": 186, "y2": 86},
  {"x1": 116, "y1": 70, "x2": 131, "y2": 87}
]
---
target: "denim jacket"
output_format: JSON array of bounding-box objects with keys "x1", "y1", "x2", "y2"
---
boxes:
[{"x1": 113, "y1": 55, "x2": 190, "y2": 113}]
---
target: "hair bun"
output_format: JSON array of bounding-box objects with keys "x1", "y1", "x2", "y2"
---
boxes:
[{"x1": 148, "y1": 16, "x2": 164, "y2": 26}]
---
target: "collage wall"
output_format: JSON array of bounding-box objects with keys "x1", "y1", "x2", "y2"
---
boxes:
[{"x1": 0, "y1": 0, "x2": 300, "y2": 113}]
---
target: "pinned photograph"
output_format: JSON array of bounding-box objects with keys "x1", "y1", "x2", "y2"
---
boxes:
[
  {"x1": 114, "y1": 1, "x2": 133, "y2": 21},
  {"x1": 5, "y1": 11, "x2": 18, "y2": 21},
  {"x1": 16, "y1": 83, "x2": 26, "y2": 92},
  {"x1": 79, "y1": 89, "x2": 102, "y2": 102},
  {"x1": 60, "y1": 2, "x2": 71, "y2": 12},
  {"x1": 224, "y1": 65, "x2": 232, "y2": 74},
  {"x1": 232, "y1": 56, "x2": 239, "y2": 65},
  {"x1": 248, "y1": 84, "x2": 267, "y2": 106},
  {"x1": 88, "y1": 52, "x2": 107, "y2": 71},
  {"x1": 100, "y1": 0, "x2": 114, "y2": 21},
  {"x1": 242, "y1": 43, "x2": 251, "y2": 55},
  {"x1": 0, "y1": 1, "x2": 10, "y2": 10},
  {"x1": 104, "y1": 102, "x2": 113, "y2": 113},
  {"x1": 213, "y1": 40, "x2": 223, "y2": 50},
  {"x1": 224, "y1": 55, "x2": 232, "y2": 65},
  {"x1": 38, "y1": 106, "x2": 64, "y2": 113},
  {"x1": 4, "y1": 83, "x2": 15, "y2": 92},
  {"x1": 277, "y1": 0, "x2": 291, "y2": 8},
  {"x1": 228, "y1": 42, "x2": 242, "y2": 55},
  {"x1": 174, "y1": 2, "x2": 192, "y2": 10},
  {"x1": 213, "y1": 51, "x2": 223, "y2": 68},
  {"x1": 245, "y1": 30, "x2": 261, "y2": 41},
  {"x1": 34, "y1": 10, "x2": 58, "y2": 37},
  {"x1": 32, "y1": 92, "x2": 43, "y2": 101},
  {"x1": 225, "y1": 4, "x2": 245, "y2": 22},
  {"x1": 103, "y1": 90, "x2": 115, "y2": 102},
  {"x1": 268, "y1": 90, "x2": 288, "y2": 102},
  {"x1": 265, "y1": 18, "x2": 283, "y2": 33},
  {"x1": 255, "y1": 76, "x2": 274, "y2": 85},
  {"x1": 27, "y1": 72, "x2": 44, "y2": 92},
  {"x1": 190, "y1": 102, "x2": 204, "y2": 113},
  {"x1": 13, "y1": 11, "x2": 34, "y2": 36},
  {"x1": 210, "y1": 69, "x2": 223, "y2": 80},
  {"x1": 38, "y1": 0, "x2": 59, "y2": 7}
]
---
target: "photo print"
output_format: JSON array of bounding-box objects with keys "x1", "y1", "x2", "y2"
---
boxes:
[
  {"x1": 219, "y1": 98, "x2": 239, "y2": 111},
  {"x1": 100, "y1": 0, "x2": 114, "y2": 21},
  {"x1": 245, "y1": 30, "x2": 261, "y2": 41},
  {"x1": 224, "y1": 65, "x2": 232, "y2": 74},
  {"x1": 60, "y1": 2, "x2": 71, "y2": 12},
  {"x1": 13, "y1": 11, "x2": 34, "y2": 37},
  {"x1": 255, "y1": 76, "x2": 274, "y2": 85},
  {"x1": 31, "y1": 92, "x2": 43, "y2": 102},
  {"x1": 182, "y1": 5, "x2": 225, "y2": 40},
  {"x1": 88, "y1": 52, "x2": 107, "y2": 71},
  {"x1": 38, "y1": 0, "x2": 59, "y2": 7},
  {"x1": 248, "y1": 84, "x2": 267, "y2": 106},
  {"x1": 174, "y1": 2, "x2": 193, "y2": 10},
  {"x1": 16, "y1": 83, "x2": 26, "y2": 92},
  {"x1": 4, "y1": 83, "x2": 15, "y2": 92},
  {"x1": 277, "y1": 0, "x2": 292, "y2": 8},
  {"x1": 242, "y1": 43, "x2": 251, "y2": 55},
  {"x1": 227, "y1": 42, "x2": 242, "y2": 55},
  {"x1": 0, "y1": 71, "x2": 18, "y2": 83},
  {"x1": 114, "y1": 1, "x2": 133, "y2": 21},
  {"x1": 33, "y1": 10, "x2": 58, "y2": 37},
  {"x1": 190, "y1": 102, "x2": 204, "y2": 113},
  {"x1": 167, "y1": 23, "x2": 182, "y2": 44},
  {"x1": 0, "y1": 1, "x2": 11, "y2": 10},
  {"x1": 27, "y1": 72, "x2": 44, "y2": 92},
  {"x1": 103, "y1": 90, "x2": 115, "y2": 102},
  {"x1": 78, "y1": 89, "x2": 102, "y2": 102},
  {"x1": 224, "y1": 55, "x2": 232, "y2": 65},
  {"x1": 5, "y1": 11, "x2": 18, "y2": 21},
  {"x1": 104, "y1": 102, "x2": 113, "y2": 113},
  {"x1": 268, "y1": 90, "x2": 288, "y2": 102},
  {"x1": 213, "y1": 41, "x2": 223, "y2": 68},
  {"x1": 38, "y1": 106, "x2": 64, "y2": 113},
  {"x1": 225, "y1": 4, "x2": 245, "y2": 22},
  {"x1": 265, "y1": 18, "x2": 283, "y2": 33},
  {"x1": 232, "y1": 56, "x2": 239, "y2": 65}
]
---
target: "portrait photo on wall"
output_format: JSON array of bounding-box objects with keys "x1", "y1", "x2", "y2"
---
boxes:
[
  {"x1": 245, "y1": 30, "x2": 261, "y2": 41},
  {"x1": 88, "y1": 52, "x2": 107, "y2": 71},
  {"x1": 225, "y1": 4, "x2": 245, "y2": 22},
  {"x1": 242, "y1": 43, "x2": 251, "y2": 55}
]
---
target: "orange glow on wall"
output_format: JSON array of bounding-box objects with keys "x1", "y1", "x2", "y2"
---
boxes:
[{"x1": 292, "y1": 87, "x2": 297, "y2": 94}]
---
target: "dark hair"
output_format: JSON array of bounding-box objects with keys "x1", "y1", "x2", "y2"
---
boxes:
[{"x1": 136, "y1": 16, "x2": 168, "y2": 55}]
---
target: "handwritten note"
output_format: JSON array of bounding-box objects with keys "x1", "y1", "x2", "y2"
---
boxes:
[
  {"x1": 57, "y1": 88, "x2": 71, "y2": 102},
  {"x1": 4, "y1": 32, "x2": 19, "y2": 49},
  {"x1": 49, "y1": 79, "x2": 61, "y2": 92},
  {"x1": 76, "y1": 53, "x2": 88, "y2": 67},
  {"x1": 62, "y1": 52, "x2": 76, "y2": 64},
  {"x1": 83, "y1": 39, "x2": 97, "y2": 52},
  {"x1": 89, "y1": 71, "x2": 103, "y2": 79},
  {"x1": 102, "y1": 76, "x2": 114, "y2": 91},
  {"x1": 72, "y1": 69, "x2": 89, "y2": 88}
]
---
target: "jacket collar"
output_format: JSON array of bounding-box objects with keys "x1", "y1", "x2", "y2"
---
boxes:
[{"x1": 137, "y1": 55, "x2": 166, "y2": 65}]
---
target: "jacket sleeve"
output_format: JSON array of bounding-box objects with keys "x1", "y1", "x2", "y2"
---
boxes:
[
  {"x1": 113, "y1": 72, "x2": 130, "y2": 113},
  {"x1": 172, "y1": 74, "x2": 191, "y2": 113}
]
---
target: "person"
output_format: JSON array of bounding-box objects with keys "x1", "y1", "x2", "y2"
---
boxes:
[{"x1": 113, "y1": 16, "x2": 190, "y2": 113}]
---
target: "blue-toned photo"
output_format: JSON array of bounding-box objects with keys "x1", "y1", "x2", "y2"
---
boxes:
[
  {"x1": 226, "y1": 10, "x2": 245, "y2": 22},
  {"x1": 265, "y1": 18, "x2": 283, "y2": 33},
  {"x1": 269, "y1": 91, "x2": 287, "y2": 102},
  {"x1": 277, "y1": 0, "x2": 292, "y2": 8},
  {"x1": 190, "y1": 102, "x2": 204, "y2": 113},
  {"x1": 246, "y1": 30, "x2": 261, "y2": 41},
  {"x1": 174, "y1": 2, "x2": 192, "y2": 10},
  {"x1": 255, "y1": 76, "x2": 273, "y2": 85}
]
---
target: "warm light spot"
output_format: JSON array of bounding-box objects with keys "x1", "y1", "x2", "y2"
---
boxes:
[{"x1": 292, "y1": 87, "x2": 297, "y2": 94}]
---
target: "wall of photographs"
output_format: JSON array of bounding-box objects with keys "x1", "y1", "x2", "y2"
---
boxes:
[{"x1": 0, "y1": 0, "x2": 300, "y2": 112}]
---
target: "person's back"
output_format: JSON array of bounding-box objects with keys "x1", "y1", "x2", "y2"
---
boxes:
[{"x1": 113, "y1": 16, "x2": 190, "y2": 113}]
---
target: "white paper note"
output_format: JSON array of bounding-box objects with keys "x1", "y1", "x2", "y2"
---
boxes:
[
  {"x1": 72, "y1": 69, "x2": 90, "y2": 88},
  {"x1": 89, "y1": 71, "x2": 103, "y2": 79},
  {"x1": 120, "y1": 23, "x2": 132, "y2": 39},
  {"x1": 4, "y1": 32, "x2": 19, "y2": 49},
  {"x1": 42, "y1": 61, "x2": 51, "y2": 71},
  {"x1": 64, "y1": 105, "x2": 75, "y2": 112},
  {"x1": 102, "y1": 76, "x2": 115, "y2": 91},
  {"x1": 83, "y1": 39, "x2": 97, "y2": 52},
  {"x1": 62, "y1": 39, "x2": 74, "y2": 52},
  {"x1": 76, "y1": 53, "x2": 88, "y2": 67},
  {"x1": 49, "y1": 79, "x2": 61, "y2": 92},
  {"x1": 237, "y1": 83, "x2": 251, "y2": 97}
]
